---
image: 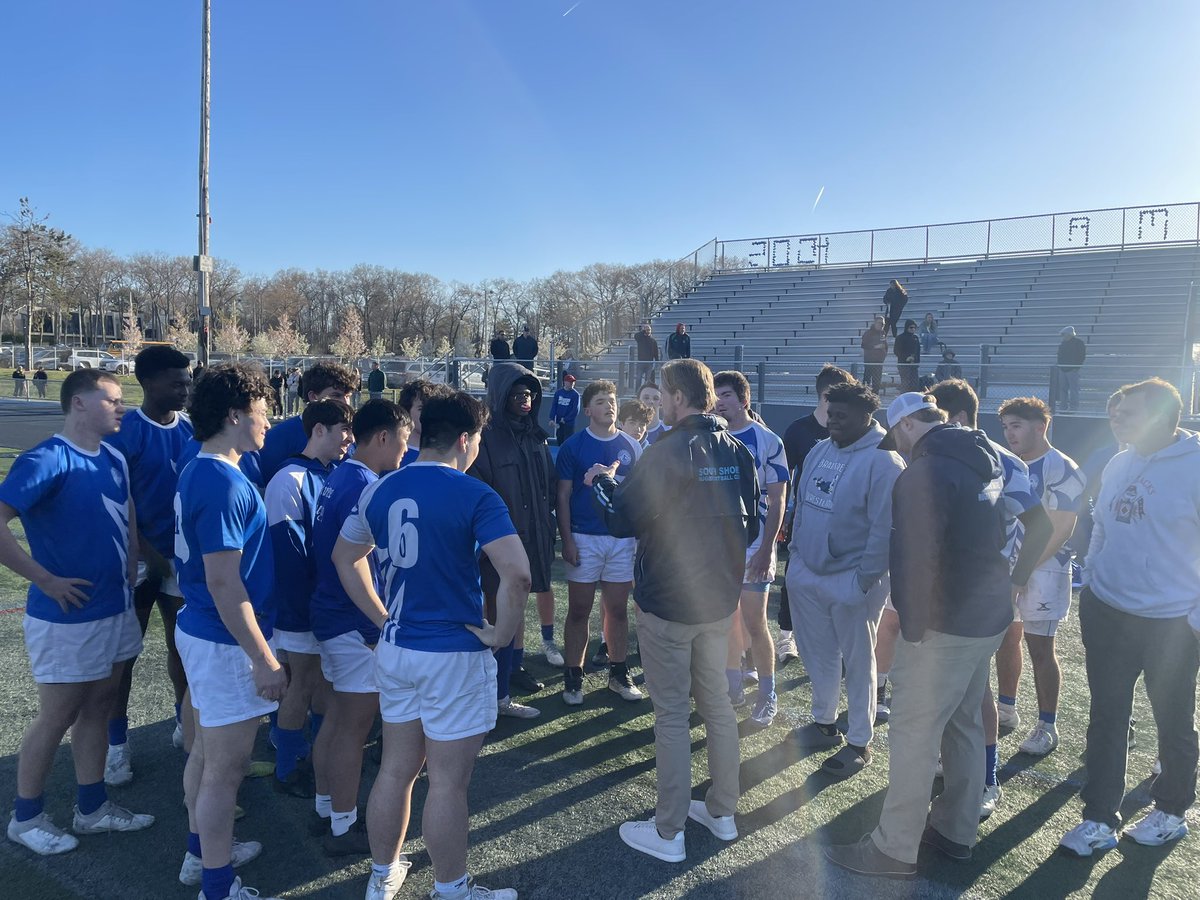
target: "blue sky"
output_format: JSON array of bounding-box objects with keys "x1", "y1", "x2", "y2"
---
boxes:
[{"x1": 2, "y1": 1, "x2": 1197, "y2": 282}]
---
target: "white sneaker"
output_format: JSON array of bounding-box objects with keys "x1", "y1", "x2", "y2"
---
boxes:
[
  {"x1": 1019, "y1": 721, "x2": 1059, "y2": 756},
  {"x1": 364, "y1": 858, "x2": 412, "y2": 900},
  {"x1": 1123, "y1": 809, "x2": 1189, "y2": 847},
  {"x1": 201, "y1": 875, "x2": 281, "y2": 900},
  {"x1": 619, "y1": 817, "x2": 685, "y2": 862},
  {"x1": 72, "y1": 800, "x2": 155, "y2": 834},
  {"x1": 1152, "y1": 758, "x2": 1163, "y2": 775},
  {"x1": 562, "y1": 688, "x2": 584, "y2": 706},
  {"x1": 179, "y1": 838, "x2": 264, "y2": 885},
  {"x1": 7, "y1": 812, "x2": 79, "y2": 855},
  {"x1": 997, "y1": 704, "x2": 1020, "y2": 731},
  {"x1": 687, "y1": 800, "x2": 737, "y2": 840},
  {"x1": 429, "y1": 877, "x2": 517, "y2": 899},
  {"x1": 1059, "y1": 820, "x2": 1119, "y2": 857},
  {"x1": 980, "y1": 784, "x2": 1002, "y2": 820},
  {"x1": 104, "y1": 743, "x2": 133, "y2": 786},
  {"x1": 609, "y1": 673, "x2": 644, "y2": 702},
  {"x1": 498, "y1": 697, "x2": 540, "y2": 719},
  {"x1": 775, "y1": 630, "x2": 799, "y2": 664},
  {"x1": 172, "y1": 722, "x2": 185, "y2": 750},
  {"x1": 541, "y1": 639, "x2": 565, "y2": 668}
]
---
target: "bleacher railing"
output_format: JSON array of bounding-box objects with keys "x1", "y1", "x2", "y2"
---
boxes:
[{"x1": 714, "y1": 202, "x2": 1200, "y2": 272}]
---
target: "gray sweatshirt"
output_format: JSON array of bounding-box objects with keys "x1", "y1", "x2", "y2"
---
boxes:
[
  {"x1": 1085, "y1": 430, "x2": 1200, "y2": 621},
  {"x1": 789, "y1": 421, "x2": 905, "y2": 592}
]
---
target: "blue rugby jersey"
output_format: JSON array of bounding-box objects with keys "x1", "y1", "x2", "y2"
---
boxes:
[
  {"x1": 107, "y1": 409, "x2": 193, "y2": 558},
  {"x1": 555, "y1": 428, "x2": 642, "y2": 535}
]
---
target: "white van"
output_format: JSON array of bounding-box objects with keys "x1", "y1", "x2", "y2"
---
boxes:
[{"x1": 66, "y1": 349, "x2": 119, "y2": 370}]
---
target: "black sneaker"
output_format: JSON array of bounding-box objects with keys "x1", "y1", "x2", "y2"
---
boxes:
[
  {"x1": 273, "y1": 766, "x2": 315, "y2": 799},
  {"x1": 875, "y1": 684, "x2": 890, "y2": 725},
  {"x1": 590, "y1": 643, "x2": 609, "y2": 670},
  {"x1": 322, "y1": 819, "x2": 372, "y2": 857},
  {"x1": 510, "y1": 667, "x2": 544, "y2": 694}
]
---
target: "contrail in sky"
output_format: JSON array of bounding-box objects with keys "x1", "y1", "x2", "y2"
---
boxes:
[
  {"x1": 563, "y1": 2, "x2": 582, "y2": 15},
  {"x1": 812, "y1": 186, "x2": 825, "y2": 212}
]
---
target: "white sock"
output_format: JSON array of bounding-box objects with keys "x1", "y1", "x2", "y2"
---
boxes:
[
  {"x1": 371, "y1": 861, "x2": 396, "y2": 879},
  {"x1": 315, "y1": 793, "x2": 332, "y2": 818},
  {"x1": 434, "y1": 874, "x2": 470, "y2": 897},
  {"x1": 330, "y1": 807, "x2": 358, "y2": 837},
  {"x1": 779, "y1": 629, "x2": 792, "y2": 638},
  {"x1": 877, "y1": 672, "x2": 889, "y2": 688}
]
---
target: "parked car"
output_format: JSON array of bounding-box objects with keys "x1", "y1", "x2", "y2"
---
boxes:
[{"x1": 68, "y1": 349, "x2": 119, "y2": 370}]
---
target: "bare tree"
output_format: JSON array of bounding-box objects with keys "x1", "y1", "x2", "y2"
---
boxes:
[{"x1": 1, "y1": 198, "x2": 74, "y2": 367}]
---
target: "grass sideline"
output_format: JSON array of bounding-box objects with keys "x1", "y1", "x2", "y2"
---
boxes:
[{"x1": 0, "y1": 545, "x2": 1196, "y2": 899}]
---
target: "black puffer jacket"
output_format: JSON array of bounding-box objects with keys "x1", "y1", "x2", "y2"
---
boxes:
[
  {"x1": 889, "y1": 424, "x2": 1011, "y2": 642},
  {"x1": 593, "y1": 414, "x2": 758, "y2": 624},
  {"x1": 469, "y1": 362, "x2": 557, "y2": 592}
]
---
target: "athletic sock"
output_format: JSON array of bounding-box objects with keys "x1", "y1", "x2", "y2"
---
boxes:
[
  {"x1": 14, "y1": 794, "x2": 44, "y2": 823},
  {"x1": 726, "y1": 668, "x2": 743, "y2": 697},
  {"x1": 512, "y1": 647, "x2": 524, "y2": 672},
  {"x1": 434, "y1": 873, "x2": 471, "y2": 898},
  {"x1": 998, "y1": 695, "x2": 1017, "y2": 708},
  {"x1": 107, "y1": 717, "x2": 129, "y2": 747},
  {"x1": 610, "y1": 661, "x2": 628, "y2": 681},
  {"x1": 541, "y1": 624, "x2": 554, "y2": 642},
  {"x1": 174, "y1": 703, "x2": 183, "y2": 724},
  {"x1": 315, "y1": 793, "x2": 332, "y2": 818},
  {"x1": 565, "y1": 666, "x2": 583, "y2": 689},
  {"x1": 985, "y1": 744, "x2": 998, "y2": 787},
  {"x1": 275, "y1": 727, "x2": 306, "y2": 779},
  {"x1": 1039, "y1": 711, "x2": 1057, "y2": 726},
  {"x1": 371, "y1": 861, "x2": 397, "y2": 880},
  {"x1": 268, "y1": 710, "x2": 278, "y2": 731},
  {"x1": 202, "y1": 863, "x2": 235, "y2": 900},
  {"x1": 877, "y1": 671, "x2": 889, "y2": 689},
  {"x1": 309, "y1": 711, "x2": 324, "y2": 740},
  {"x1": 188, "y1": 831, "x2": 203, "y2": 857},
  {"x1": 76, "y1": 780, "x2": 107, "y2": 816},
  {"x1": 494, "y1": 643, "x2": 514, "y2": 701},
  {"x1": 760, "y1": 674, "x2": 775, "y2": 697},
  {"x1": 330, "y1": 807, "x2": 358, "y2": 837}
]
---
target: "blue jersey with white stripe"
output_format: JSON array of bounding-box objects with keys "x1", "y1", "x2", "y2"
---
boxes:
[
  {"x1": 175, "y1": 454, "x2": 274, "y2": 644},
  {"x1": 644, "y1": 421, "x2": 670, "y2": 446},
  {"x1": 0, "y1": 436, "x2": 132, "y2": 623},
  {"x1": 311, "y1": 459, "x2": 382, "y2": 643},
  {"x1": 556, "y1": 428, "x2": 642, "y2": 535},
  {"x1": 730, "y1": 421, "x2": 789, "y2": 557},
  {"x1": 258, "y1": 415, "x2": 306, "y2": 485},
  {"x1": 107, "y1": 409, "x2": 194, "y2": 558},
  {"x1": 265, "y1": 456, "x2": 333, "y2": 634},
  {"x1": 340, "y1": 463, "x2": 516, "y2": 652}
]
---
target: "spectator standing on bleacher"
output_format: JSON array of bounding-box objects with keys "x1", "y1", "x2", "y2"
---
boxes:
[
  {"x1": 1056, "y1": 326, "x2": 1087, "y2": 411},
  {"x1": 513, "y1": 325, "x2": 538, "y2": 363},
  {"x1": 635, "y1": 324, "x2": 660, "y2": 382},
  {"x1": 490, "y1": 328, "x2": 512, "y2": 360},
  {"x1": 935, "y1": 349, "x2": 962, "y2": 382},
  {"x1": 919, "y1": 313, "x2": 940, "y2": 354},
  {"x1": 883, "y1": 280, "x2": 909, "y2": 338},
  {"x1": 894, "y1": 320, "x2": 921, "y2": 392},
  {"x1": 861, "y1": 316, "x2": 888, "y2": 393},
  {"x1": 666, "y1": 323, "x2": 691, "y2": 360}
]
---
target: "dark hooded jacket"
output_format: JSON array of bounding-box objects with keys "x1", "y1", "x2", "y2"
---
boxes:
[
  {"x1": 889, "y1": 424, "x2": 1012, "y2": 642},
  {"x1": 593, "y1": 414, "x2": 759, "y2": 624},
  {"x1": 469, "y1": 362, "x2": 557, "y2": 592}
]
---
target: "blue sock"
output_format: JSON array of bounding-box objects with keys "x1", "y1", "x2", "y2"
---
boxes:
[
  {"x1": 202, "y1": 864, "x2": 235, "y2": 900},
  {"x1": 541, "y1": 624, "x2": 554, "y2": 642},
  {"x1": 985, "y1": 744, "x2": 998, "y2": 787},
  {"x1": 495, "y1": 643, "x2": 514, "y2": 701},
  {"x1": 309, "y1": 712, "x2": 324, "y2": 740},
  {"x1": 1039, "y1": 710, "x2": 1057, "y2": 725},
  {"x1": 268, "y1": 710, "x2": 278, "y2": 731},
  {"x1": 188, "y1": 831, "x2": 202, "y2": 857},
  {"x1": 513, "y1": 647, "x2": 524, "y2": 671},
  {"x1": 174, "y1": 703, "x2": 182, "y2": 724},
  {"x1": 726, "y1": 669, "x2": 743, "y2": 696},
  {"x1": 107, "y1": 717, "x2": 128, "y2": 746},
  {"x1": 275, "y1": 727, "x2": 306, "y2": 779},
  {"x1": 14, "y1": 794, "x2": 44, "y2": 823},
  {"x1": 76, "y1": 780, "x2": 107, "y2": 816},
  {"x1": 760, "y1": 674, "x2": 775, "y2": 697},
  {"x1": 998, "y1": 695, "x2": 1017, "y2": 707}
]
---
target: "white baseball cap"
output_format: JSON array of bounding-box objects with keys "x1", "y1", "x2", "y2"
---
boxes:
[{"x1": 878, "y1": 392, "x2": 939, "y2": 451}]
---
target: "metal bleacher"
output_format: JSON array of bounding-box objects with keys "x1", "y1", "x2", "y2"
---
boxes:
[{"x1": 605, "y1": 244, "x2": 1200, "y2": 412}]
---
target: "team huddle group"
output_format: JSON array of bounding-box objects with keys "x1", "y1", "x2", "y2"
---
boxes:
[{"x1": 0, "y1": 344, "x2": 1198, "y2": 899}]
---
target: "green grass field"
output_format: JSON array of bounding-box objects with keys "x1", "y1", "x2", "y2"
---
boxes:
[{"x1": 0, "y1": 438, "x2": 1197, "y2": 898}]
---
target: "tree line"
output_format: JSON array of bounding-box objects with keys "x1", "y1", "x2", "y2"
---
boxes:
[{"x1": 1, "y1": 198, "x2": 685, "y2": 365}]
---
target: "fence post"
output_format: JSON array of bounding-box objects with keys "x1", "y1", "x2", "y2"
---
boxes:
[
  {"x1": 978, "y1": 344, "x2": 990, "y2": 399},
  {"x1": 627, "y1": 344, "x2": 638, "y2": 393},
  {"x1": 448, "y1": 358, "x2": 460, "y2": 389},
  {"x1": 733, "y1": 345, "x2": 744, "y2": 373},
  {"x1": 850, "y1": 361, "x2": 860, "y2": 380},
  {"x1": 924, "y1": 226, "x2": 929, "y2": 263},
  {"x1": 986, "y1": 220, "x2": 991, "y2": 258},
  {"x1": 1050, "y1": 215, "x2": 1056, "y2": 255},
  {"x1": 756, "y1": 361, "x2": 766, "y2": 408}
]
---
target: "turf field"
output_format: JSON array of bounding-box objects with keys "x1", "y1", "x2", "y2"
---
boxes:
[{"x1": 0, "y1": 433, "x2": 1196, "y2": 898}]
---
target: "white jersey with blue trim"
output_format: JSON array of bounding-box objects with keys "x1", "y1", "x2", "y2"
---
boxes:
[
  {"x1": 1006, "y1": 445, "x2": 1083, "y2": 574},
  {"x1": 264, "y1": 456, "x2": 332, "y2": 634},
  {"x1": 730, "y1": 421, "x2": 789, "y2": 558},
  {"x1": 0, "y1": 436, "x2": 132, "y2": 623}
]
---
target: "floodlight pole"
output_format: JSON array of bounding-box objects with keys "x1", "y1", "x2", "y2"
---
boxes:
[{"x1": 196, "y1": 0, "x2": 212, "y2": 366}]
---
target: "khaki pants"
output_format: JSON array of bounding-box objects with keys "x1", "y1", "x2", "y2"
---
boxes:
[
  {"x1": 872, "y1": 628, "x2": 1005, "y2": 862},
  {"x1": 636, "y1": 606, "x2": 740, "y2": 839}
]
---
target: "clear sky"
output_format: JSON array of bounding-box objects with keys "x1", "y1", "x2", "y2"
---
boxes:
[{"x1": 2, "y1": 1, "x2": 1197, "y2": 282}]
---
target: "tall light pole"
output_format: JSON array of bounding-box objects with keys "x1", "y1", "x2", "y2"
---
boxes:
[{"x1": 196, "y1": 0, "x2": 212, "y2": 365}]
